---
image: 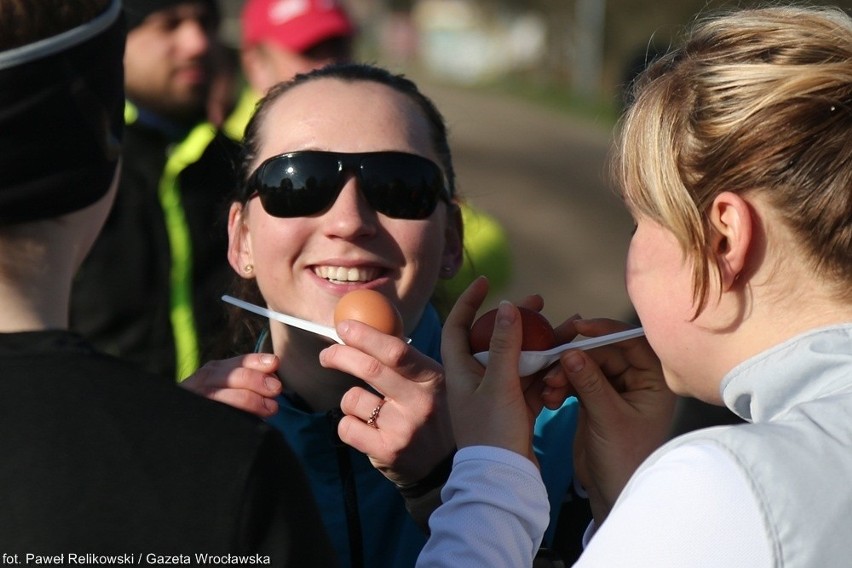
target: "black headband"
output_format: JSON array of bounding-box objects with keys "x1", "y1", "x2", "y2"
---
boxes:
[{"x1": 0, "y1": 0, "x2": 125, "y2": 225}]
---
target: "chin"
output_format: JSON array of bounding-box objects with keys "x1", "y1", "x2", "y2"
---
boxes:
[
  {"x1": 164, "y1": 93, "x2": 207, "y2": 122},
  {"x1": 662, "y1": 368, "x2": 691, "y2": 396},
  {"x1": 666, "y1": 372, "x2": 723, "y2": 405}
]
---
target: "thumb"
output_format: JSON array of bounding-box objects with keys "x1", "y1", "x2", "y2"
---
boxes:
[
  {"x1": 244, "y1": 352, "x2": 280, "y2": 373},
  {"x1": 559, "y1": 349, "x2": 618, "y2": 421},
  {"x1": 479, "y1": 301, "x2": 523, "y2": 393}
]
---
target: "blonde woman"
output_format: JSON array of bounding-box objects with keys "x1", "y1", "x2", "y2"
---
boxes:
[{"x1": 429, "y1": 5, "x2": 852, "y2": 567}]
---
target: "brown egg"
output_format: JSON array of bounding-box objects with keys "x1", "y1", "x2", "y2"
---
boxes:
[
  {"x1": 469, "y1": 306, "x2": 556, "y2": 353},
  {"x1": 334, "y1": 289, "x2": 404, "y2": 338}
]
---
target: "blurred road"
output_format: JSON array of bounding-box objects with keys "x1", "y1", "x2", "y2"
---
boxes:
[{"x1": 421, "y1": 81, "x2": 636, "y2": 324}]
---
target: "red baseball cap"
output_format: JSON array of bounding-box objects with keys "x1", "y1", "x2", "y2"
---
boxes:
[{"x1": 242, "y1": 0, "x2": 355, "y2": 52}]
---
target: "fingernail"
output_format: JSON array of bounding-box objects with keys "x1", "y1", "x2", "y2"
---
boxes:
[
  {"x1": 496, "y1": 301, "x2": 515, "y2": 327},
  {"x1": 337, "y1": 321, "x2": 350, "y2": 336},
  {"x1": 262, "y1": 397, "x2": 276, "y2": 412},
  {"x1": 264, "y1": 376, "x2": 279, "y2": 392},
  {"x1": 564, "y1": 352, "x2": 585, "y2": 372},
  {"x1": 260, "y1": 353, "x2": 275, "y2": 365}
]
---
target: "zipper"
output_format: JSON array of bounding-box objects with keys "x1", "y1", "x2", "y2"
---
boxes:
[{"x1": 328, "y1": 408, "x2": 364, "y2": 568}]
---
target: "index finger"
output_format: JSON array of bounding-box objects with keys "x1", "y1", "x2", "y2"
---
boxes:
[
  {"x1": 441, "y1": 276, "x2": 490, "y2": 381},
  {"x1": 321, "y1": 320, "x2": 444, "y2": 399}
]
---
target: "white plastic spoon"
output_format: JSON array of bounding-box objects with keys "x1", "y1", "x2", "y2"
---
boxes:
[
  {"x1": 222, "y1": 295, "x2": 344, "y2": 344},
  {"x1": 473, "y1": 327, "x2": 645, "y2": 376},
  {"x1": 222, "y1": 295, "x2": 414, "y2": 345}
]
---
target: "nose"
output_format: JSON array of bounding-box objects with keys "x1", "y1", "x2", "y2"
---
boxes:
[
  {"x1": 177, "y1": 18, "x2": 212, "y2": 59},
  {"x1": 322, "y1": 176, "x2": 378, "y2": 239}
]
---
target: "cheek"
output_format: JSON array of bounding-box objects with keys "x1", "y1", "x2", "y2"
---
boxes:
[
  {"x1": 246, "y1": 215, "x2": 307, "y2": 294},
  {"x1": 625, "y1": 225, "x2": 694, "y2": 320},
  {"x1": 625, "y1": 238, "x2": 656, "y2": 322},
  {"x1": 626, "y1": 235, "x2": 705, "y2": 396},
  {"x1": 625, "y1": 233, "x2": 686, "y2": 355},
  {"x1": 128, "y1": 36, "x2": 163, "y2": 70},
  {"x1": 388, "y1": 220, "x2": 446, "y2": 326}
]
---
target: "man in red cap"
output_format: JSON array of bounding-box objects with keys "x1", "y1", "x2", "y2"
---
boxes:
[
  {"x1": 222, "y1": 0, "x2": 355, "y2": 135},
  {"x1": 242, "y1": 0, "x2": 355, "y2": 92}
]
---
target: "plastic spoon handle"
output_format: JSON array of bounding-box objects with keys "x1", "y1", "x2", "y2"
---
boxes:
[
  {"x1": 222, "y1": 295, "x2": 343, "y2": 344},
  {"x1": 473, "y1": 327, "x2": 645, "y2": 376},
  {"x1": 528, "y1": 327, "x2": 646, "y2": 374},
  {"x1": 553, "y1": 327, "x2": 645, "y2": 353}
]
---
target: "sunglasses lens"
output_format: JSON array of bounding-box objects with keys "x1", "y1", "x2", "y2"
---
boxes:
[
  {"x1": 253, "y1": 154, "x2": 341, "y2": 217},
  {"x1": 360, "y1": 153, "x2": 446, "y2": 219}
]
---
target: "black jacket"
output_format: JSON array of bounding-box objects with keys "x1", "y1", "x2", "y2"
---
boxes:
[{"x1": 0, "y1": 330, "x2": 335, "y2": 564}]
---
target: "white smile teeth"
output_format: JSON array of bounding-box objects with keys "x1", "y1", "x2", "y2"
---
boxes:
[{"x1": 315, "y1": 266, "x2": 380, "y2": 283}]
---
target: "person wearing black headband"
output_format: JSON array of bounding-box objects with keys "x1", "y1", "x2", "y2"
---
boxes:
[
  {"x1": 0, "y1": 1, "x2": 333, "y2": 561},
  {"x1": 70, "y1": 0, "x2": 241, "y2": 382}
]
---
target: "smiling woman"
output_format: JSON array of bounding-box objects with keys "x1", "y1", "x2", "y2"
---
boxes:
[
  {"x1": 223, "y1": 65, "x2": 462, "y2": 568},
  {"x1": 228, "y1": 67, "x2": 462, "y2": 374},
  {"x1": 181, "y1": 63, "x2": 589, "y2": 568}
]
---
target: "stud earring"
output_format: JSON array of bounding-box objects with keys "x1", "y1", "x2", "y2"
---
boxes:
[{"x1": 243, "y1": 264, "x2": 254, "y2": 274}]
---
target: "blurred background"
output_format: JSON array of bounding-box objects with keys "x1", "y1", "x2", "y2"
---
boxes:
[
  {"x1": 221, "y1": 0, "x2": 851, "y2": 100},
  {"x1": 217, "y1": 0, "x2": 851, "y2": 325}
]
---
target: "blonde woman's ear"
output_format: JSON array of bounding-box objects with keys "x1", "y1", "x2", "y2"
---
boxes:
[{"x1": 709, "y1": 192, "x2": 753, "y2": 290}]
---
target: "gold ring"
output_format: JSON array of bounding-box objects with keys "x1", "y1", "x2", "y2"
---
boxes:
[{"x1": 366, "y1": 400, "x2": 385, "y2": 428}]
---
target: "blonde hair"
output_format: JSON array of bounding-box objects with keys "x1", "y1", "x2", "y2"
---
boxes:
[{"x1": 614, "y1": 5, "x2": 852, "y2": 314}]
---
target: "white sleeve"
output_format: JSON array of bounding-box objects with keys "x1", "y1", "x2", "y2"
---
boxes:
[
  {"x1": 574, "y1": 442, "x2": 773, "y2": 567},
  {"x1": 416, "y1": 446, "x2": 549, "y2": 568}
]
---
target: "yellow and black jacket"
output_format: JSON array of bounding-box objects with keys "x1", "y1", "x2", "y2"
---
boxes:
[{"x1": 71, "y1": 103, "x2": 240, "y2": 381}]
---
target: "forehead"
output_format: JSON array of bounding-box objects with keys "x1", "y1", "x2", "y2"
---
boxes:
[{"x1": 255, "y1": 78, "x2": 437, "y2": 165}]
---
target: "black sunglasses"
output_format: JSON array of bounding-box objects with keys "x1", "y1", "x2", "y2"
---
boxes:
[{"x1": 245, "y1": 150, "x2": 451, "y2": 220}]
